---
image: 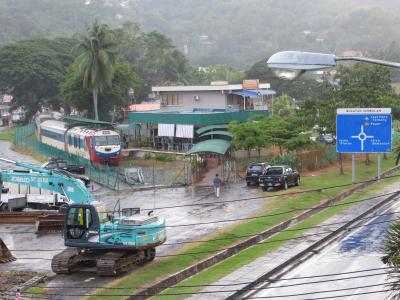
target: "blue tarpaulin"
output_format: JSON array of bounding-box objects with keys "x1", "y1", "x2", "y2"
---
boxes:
[{"x1": 231, "y1": 89, "x2": 276, "y2": 98}]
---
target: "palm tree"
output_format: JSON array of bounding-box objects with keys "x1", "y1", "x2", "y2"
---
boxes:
[
  {"x1": 74, "y1": 20, "x2": 118, "y2": 120},
  {"x1": 382, "y1": 221, "x2": 400, "y2": 299}
]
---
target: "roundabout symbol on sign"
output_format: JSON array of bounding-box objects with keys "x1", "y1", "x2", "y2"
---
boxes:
[{"x1": 351, "y1": 125, "x2": 373, "y2": 151}]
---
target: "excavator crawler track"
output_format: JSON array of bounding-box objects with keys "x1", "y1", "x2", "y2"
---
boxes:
[
  {"x1": 51, "y1": 247, "x2": 81, "y2": 274},
  {"x1": 52, "y1": 247, "x2": 157, "y2": 276}
]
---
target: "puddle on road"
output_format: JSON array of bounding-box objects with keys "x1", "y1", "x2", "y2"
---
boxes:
[{"x1": 339, "y1": 214, "x2": 392, "y2": 253}]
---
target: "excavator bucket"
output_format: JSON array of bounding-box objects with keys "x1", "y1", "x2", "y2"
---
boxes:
[{"x1": 0, "y1": 238, "x2": 15, "y2": 263}]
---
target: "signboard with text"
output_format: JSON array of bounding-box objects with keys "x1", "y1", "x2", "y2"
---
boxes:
[{"x1": 336, "y1": 108, "x2": 392, "y2": 153}]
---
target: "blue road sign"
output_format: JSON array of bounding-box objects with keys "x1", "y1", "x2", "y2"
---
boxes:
[{"x1": 336, "y1": 110, "x2": 392, "y2": 153}]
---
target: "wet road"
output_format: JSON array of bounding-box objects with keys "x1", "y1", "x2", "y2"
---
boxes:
[
  {"x1": 248, "y1": 198, "x2": 400, "y2": 299},
  {"x1": 0, "y1": 141, "x2": 267, "y2": 298}
]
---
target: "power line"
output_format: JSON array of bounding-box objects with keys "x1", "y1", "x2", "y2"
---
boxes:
[
  {"x1": 29, "y1": 271, "x2": 388, "y2": 294},
  {"x1": 1, "y1": 189, "x2": 398, "y2": 234},
  {"x1": 244, "y1": 283, "x2": 390, "y2": 299},
  {"x1": 20, "y1": 279, "x2": 393, "y2": 298},
  {"x1": 7, "y1": 209, "x2": 400, "y2": 252},
  {"x1": 28, "y1": 267, "x2": 390, "y2": 290},
  {"x1": 126, "y1": 173, "x2": 400, "y2": 212},
  {"x1": 9, "y1": 214, "x2": 399, "y2": 260}
]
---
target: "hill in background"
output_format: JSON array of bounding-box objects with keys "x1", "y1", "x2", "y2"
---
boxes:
[{"x1": 2, "y1": 0, "x2": 400, "y2": 68}]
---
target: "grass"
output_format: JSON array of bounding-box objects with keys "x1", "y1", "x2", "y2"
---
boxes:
[
  {"x1": 0, "y1": 126, "x2": 15, "y2": 142},
  {"x1": 25, "y1": 286, "x2": 45, "y2": 297},
  {"x1": 84, "y1": 154, "x2": 398, "y2": 299}
]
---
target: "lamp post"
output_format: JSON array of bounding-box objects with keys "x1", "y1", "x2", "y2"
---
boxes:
[
  {"x1": 128, "y1": 88, "x2": 135, "y2": 105},
  {"x1": 267, "y1": 51, "x2": 400, "y2": 80},
  {"x1": 267, "y1": 50, "x2": 400, "y2": 182}
]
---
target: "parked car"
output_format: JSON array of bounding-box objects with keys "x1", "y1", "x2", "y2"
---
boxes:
[
  {"x1": 259, "y1": 165, "x2": 300, "y2": 191},
  {"x1": 41, "y1": 158, "x2": 85, "y2": 175},
  {"x1": 245, "y1": 162, "x2": 270, "y2": 186},
  {"x1": 316, "y1": 134, "x2": 336, "y2": 144}
]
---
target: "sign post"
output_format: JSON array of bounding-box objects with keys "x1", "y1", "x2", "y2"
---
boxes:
[{"x1": 336, "y1": 108, "x2": 392, "y2": 183}]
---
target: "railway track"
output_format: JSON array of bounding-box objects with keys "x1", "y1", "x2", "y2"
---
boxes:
[
  {"x1": 229, "y1": 191, "x2": 400, "y2": 299},
  {"x1": 0, "y1": 211, "x2": 64, "y2": 233}
]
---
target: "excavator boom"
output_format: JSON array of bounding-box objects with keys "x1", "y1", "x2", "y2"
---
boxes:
[{"x1": 0, "y1": 157, "x2": 94, "y2": 206}]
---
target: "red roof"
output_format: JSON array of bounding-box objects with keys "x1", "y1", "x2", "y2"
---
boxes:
[
  {"x1": 341, "y1": 50, "x2": 364, "y2": 57},
  {"x1": 129, "y1": 102, "x2": 160, "y2": 112}
]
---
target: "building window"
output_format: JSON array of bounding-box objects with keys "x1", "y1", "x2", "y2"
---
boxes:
[{"x1": 161, "y1": 93, "x2": 183, "y2": 106}]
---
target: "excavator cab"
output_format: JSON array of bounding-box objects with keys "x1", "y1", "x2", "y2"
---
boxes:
[{"x1": 65, "y1": 204, "x2": 100, "y2": 244}]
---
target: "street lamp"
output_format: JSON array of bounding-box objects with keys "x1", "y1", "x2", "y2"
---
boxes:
[
  {"x1": 267, "y1": 51, "x2": 400, "y2": 80},
  {"x1": 128, "y1": 88, "x2": 135, "y2": 105}
]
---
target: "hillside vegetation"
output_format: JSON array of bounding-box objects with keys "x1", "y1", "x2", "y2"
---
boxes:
[{"x1": 2, "y1": 0, "x2": 400, "y2": 68}]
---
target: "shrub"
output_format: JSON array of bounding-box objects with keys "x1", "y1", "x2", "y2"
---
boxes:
[
  {"x1": 154, "y1": 153, "x2": 176, "y2": 161},
  {"x1": 144, "y1": 153, "x2": 154, "y2": 160}
]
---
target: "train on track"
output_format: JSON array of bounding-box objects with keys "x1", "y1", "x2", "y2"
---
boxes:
[{"x1": 36, "y1": 118, "x2": 122, "y2": 164}]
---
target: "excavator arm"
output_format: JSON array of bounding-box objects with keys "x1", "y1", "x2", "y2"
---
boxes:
[{"x1": 0, "y1": 158, "x2": 94, "y2": 204}]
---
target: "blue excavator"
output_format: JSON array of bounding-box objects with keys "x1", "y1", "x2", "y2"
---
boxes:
[{"x1": 0, "y1": 158, "x2": 167, "y2": 276}]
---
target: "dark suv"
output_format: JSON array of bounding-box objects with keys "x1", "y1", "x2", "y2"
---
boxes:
[
  {"x1": 245, "y1": 163, "x2": 270, "y2": 186},
  {"x1": 259, "y1": 165, "x2": 300, "y2": 191}
]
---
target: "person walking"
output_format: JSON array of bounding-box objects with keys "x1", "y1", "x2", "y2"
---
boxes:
[{"x1": 213, "y1": 174, "x2": 221, "y2": 198}]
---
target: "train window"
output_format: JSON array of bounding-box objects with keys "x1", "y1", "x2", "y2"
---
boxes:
[
  {"x1": 94, "y1": 136, "x2": 107, "y2": 146},
  {"x1": 80, "y1": 138, "x2": 84, "y2": 149},
  {"x1": 74, "y1": 136, "x2": 78, "y2": 148},
  {"x1": 68, "y1": 135, "x2": 72, "y2": 146},
  {"x1": 107, "y1": 135, "x2": 120, "y2": 145}
]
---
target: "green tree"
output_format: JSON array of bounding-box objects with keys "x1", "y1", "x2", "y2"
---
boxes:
[
  {"x1": 228, "y1": 121, "x2": 266, "y2": 158},
  {"x1": 261, "y1": 116, "x2": 298, "y2": 155},
  {"x1": 73, "y1": 19, "x2": 118, "y2": 120},
  {"x1": 382, "y1": 221, "x2": 400, "y2": 300},
  {"x1": 271, "y1": 93, "x2": 297, "y2": 117},
  {"x1": 60, "y1": 60, "x2": 141, "y2": 121},
  {"x1": 283, "y1": 134, "x2": 316, "y2": 152},
  {"x1": 0, "y1": 38, "x2": 74, "y2": 119},
  {"x1": 116, "y1": 22, "x2": 193, "y2": 99}
]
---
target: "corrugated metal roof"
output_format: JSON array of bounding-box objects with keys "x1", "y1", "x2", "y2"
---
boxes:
[
  {"x1": 199, "y1": 130, "x2": 233, "y2": 139},
  {"x1": 196, "y1": 125, "x2": 228, "y2": 135},
  {"x1": 186, "y1": 139, "x2": 231, "y2": 155},
  {"x1": 62, "y1": 116, "x2": 111, "y2": 126},
  {"x1": 129, "y1": 110, "x2": 268, "y2": 126},
  {"x1": 152, "y1": 83, "x2": 270, "y2": 92}
]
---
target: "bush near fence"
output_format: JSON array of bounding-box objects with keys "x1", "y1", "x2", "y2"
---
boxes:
[
  {"x1": 235, "y1": 146, "x2": 337, "y2": 172},
  {"x1": 14, "y1": 124, "x2": 119, "y2": 190}
]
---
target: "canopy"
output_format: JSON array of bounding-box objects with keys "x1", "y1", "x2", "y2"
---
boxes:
[
  {"x1": 231, "y1": 90, "x2": 260, "y2": 98},
  {"x1": 196, "y1": 124, "x2": 228, "y2": 135},
  {"x1": 199, "y1": 131, "x2": 234, "y2": 139},
  {"x1": 114, "y1": 124, "x2": 141, "y2": 131},
  {"x1": 62, "y1": 115, "x2": 111, "y2": 126},
  {"x1": 186, "y1": 139, "x2": 231, "y2": 155},
  {"x1": 231, "y1": 89, "x2": 276, "y2": 98},
  {"x1": 250, "y1": 89, "x2": 276, "y2": 96}
]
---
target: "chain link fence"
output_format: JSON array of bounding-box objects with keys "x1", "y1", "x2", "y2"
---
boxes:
[{"x1": 14, "y1": 123, "x2": 119, "y2": 190}]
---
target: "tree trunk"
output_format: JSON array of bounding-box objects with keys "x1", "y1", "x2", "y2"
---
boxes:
[
  {"x1": 279, "y1": 146, "x2": 283, "y2": 155},
  {"x1": 365, "y1": 153, "x2": 371, "y2": 166},
  {"x1": 247, "y1": 148, "x2": 251, "y2": 159},
  {"x1": 93, "y1": 88, "x2": 99, "y2": 120},
  {"x1": 339, "y1": 153, "x2": 344, "y2": 175}
]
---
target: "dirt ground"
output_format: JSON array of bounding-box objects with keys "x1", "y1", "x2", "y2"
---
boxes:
[{"x1": 0, "y1": 271, "x2": 38, "y2": 293}]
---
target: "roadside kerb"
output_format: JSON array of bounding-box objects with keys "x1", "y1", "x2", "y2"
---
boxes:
[
  {"x1": 3, "y1": 275, "x2": 47, "y2": 300},
  {"x1": 128, "y1": 165, "x2": 400, "y2": 299},
  {"x1": 229, "y1": 191, "x2": 400, "y2": 299}
]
